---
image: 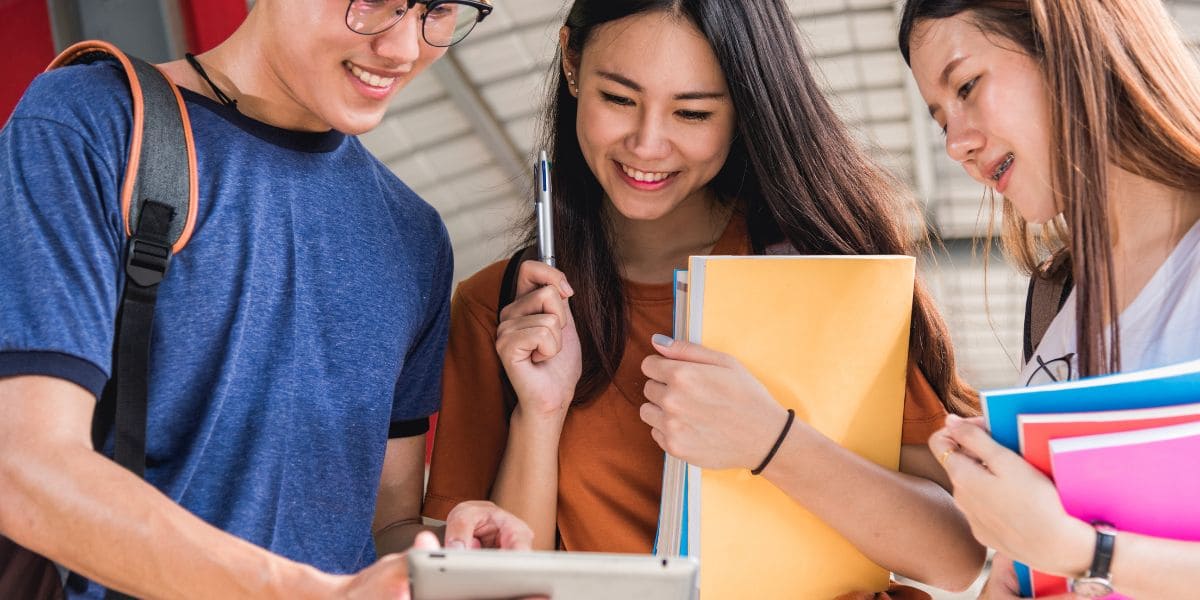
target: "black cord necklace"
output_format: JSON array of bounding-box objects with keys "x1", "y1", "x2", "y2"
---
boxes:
[{"x1": 185, "y1": 53, "x2": 238, "y2": 109}]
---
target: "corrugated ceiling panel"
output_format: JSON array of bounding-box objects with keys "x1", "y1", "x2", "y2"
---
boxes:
[{"x1": 359, "y1": 0, "x2": 1200, "y2": 393}]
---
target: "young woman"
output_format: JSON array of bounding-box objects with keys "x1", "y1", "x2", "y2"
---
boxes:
[
  {"x1": 901, "y1": 0, "x2": 1200, "y2": 597},
  {"x1": 425, "y1": 0, "x2": 986, "y2": 595}
]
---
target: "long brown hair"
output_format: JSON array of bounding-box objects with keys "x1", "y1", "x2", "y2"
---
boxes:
[
  {"x1": 526, "y1": 0, "x2": 978, "y2": 415},
  {"x1": 900, "y1": 0, "x2": 1200, "y2": 377}
]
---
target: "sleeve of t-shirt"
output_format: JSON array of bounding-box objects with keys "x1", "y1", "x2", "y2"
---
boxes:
[
  {"x1": 387, "y1": 218, "x2": 454, "y2": 438},
  {"x1": 0, "y1": 67, "x2": 129, "y2": 397},
  {"x1": 900, "y1": 363, "x2": 950, "y2": 445},
  {"x1": 423, "y1": 262, "x2": 511, "y2": 520}
]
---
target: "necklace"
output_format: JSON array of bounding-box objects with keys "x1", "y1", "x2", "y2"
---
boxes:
[{"x1": 184, "y1": 53, "x2": 238, "y2": 109}]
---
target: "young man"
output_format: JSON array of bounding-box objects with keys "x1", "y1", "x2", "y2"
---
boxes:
[{"x1": 0, "y1": 0, "x2": 528, "y2": 597}]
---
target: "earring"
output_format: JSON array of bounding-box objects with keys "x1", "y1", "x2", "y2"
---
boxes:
[{"x1": 566, "y1": 70, "x2": 577, "y2": 91}]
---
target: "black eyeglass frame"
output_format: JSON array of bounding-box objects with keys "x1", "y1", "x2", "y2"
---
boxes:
[{"x1": 345, "y1": 0, "x2": 493, "y2": 47}]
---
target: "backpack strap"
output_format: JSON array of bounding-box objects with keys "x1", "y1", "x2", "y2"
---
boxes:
[
  {"x1": 47, "y1": 41, "x2": 199, "y2": 478},
  {"x1": 497, "y1": 246, "x2": 539, "y2": 416},
  {"x1": 48, "y1": 41, "x2": 199, "y2": 252},
  {"x1": 36, "y1": 41, "x2": 198, "y2": 600},
  {"x1": 1022, "y1": 256, "x2": 1074, "y2": 364}
]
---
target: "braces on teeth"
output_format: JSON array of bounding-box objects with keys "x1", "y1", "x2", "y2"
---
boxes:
[{"x1": 993, "y1": 153, "x2": 1015, "y2": 181}]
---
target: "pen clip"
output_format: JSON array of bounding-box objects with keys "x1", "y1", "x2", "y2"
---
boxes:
[{"x1": 538, "y1": 152, "x2": 550, "y2": 193}]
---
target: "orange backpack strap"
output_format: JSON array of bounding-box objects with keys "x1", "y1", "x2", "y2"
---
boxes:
[{"x1": 48, "y1": 40, "x2": 199, "y2": 254}]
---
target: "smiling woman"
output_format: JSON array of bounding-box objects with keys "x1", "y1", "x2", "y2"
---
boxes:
[
  {"x1": 900, "y1": 1, "x2": 1200, "y2": 597},
  {"x1": 569, "y1": 14, "x2": 735, "y2": 226},
  {"x1": 905, "y1": 10, "x2": 1056, "y2": 224},
  {"x1": 424, "y1": 0, "x2": 990, "y2": 597}
]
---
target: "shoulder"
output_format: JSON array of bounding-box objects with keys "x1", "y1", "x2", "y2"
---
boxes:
[
  {"x1": 454, "y1": 259, "x2": 510, "y2": 311},
  {"x1": 348, "y1": 150, "x2": 454, "y2": 272},
  {"x1": 8, "y1": 61, "x2": 132, "y2": 178},
  {"x1": 359, "y1": 148, "x2": 449, "y2": 240},
  {"x1": 14, "y1": 60, "x2": 132, "y2": 138}
]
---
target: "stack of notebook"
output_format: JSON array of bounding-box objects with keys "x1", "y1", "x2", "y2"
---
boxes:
[
  {"x1": 983, "y1": 359, "x2": 1200, "y2": 597},
  {"x1": 654, "y1": 255, "x2": 916, "y2": 599}
]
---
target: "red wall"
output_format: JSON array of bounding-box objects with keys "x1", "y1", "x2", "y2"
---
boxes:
[
  {"x1": 180, "y1": 0, "x2": 248, "y2": 54},
  {"x1": 0, "y1": 2, "x2": 57, "y2": 124},
  {"x1": 0, "y1": 1, "x2": 250, "y2": 124}
]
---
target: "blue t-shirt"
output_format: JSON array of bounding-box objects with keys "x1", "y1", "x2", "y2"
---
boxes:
[{"x1": 0, "y1": 61, "x2": 452, "y2": 597}]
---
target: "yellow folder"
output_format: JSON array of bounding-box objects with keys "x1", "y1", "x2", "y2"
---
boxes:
[{"x1": 686, "y1": 255, "x2": 914, "y2": 599}]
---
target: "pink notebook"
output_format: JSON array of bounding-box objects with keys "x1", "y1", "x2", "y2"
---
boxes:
[{"x1": 1049, "y1": 421, "x2": 1200, "y2": 599}]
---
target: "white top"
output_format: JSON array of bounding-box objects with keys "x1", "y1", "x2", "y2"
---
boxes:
[{"x1": 1019, "y1": 220, "x2": 1200, "y2": 387}]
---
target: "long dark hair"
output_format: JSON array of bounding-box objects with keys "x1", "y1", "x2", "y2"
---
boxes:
[
  {"x1": 899, "y1": 0, "x2": 1200, "y2": 377},
  {"x1": 525, "y1": 0, "x2": 977, "y2": 414}
]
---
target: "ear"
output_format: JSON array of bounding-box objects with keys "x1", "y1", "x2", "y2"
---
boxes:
[{"x1": 559, "y1": 25, "x2": 580, "y2": 98}]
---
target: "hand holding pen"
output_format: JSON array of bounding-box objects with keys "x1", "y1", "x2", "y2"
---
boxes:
[{"x1": 492, "y1": 149, "x2": 581, "y2": 417}]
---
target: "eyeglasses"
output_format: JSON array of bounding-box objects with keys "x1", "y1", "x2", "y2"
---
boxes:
[
  {"x1": 345, "y1": 0, "x2": 493, "y2": 47},
  {"x1": 1024, "y1": 352, "x2": 1076, "y2": 387}
]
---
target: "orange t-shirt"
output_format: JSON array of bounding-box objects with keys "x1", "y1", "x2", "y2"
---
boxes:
[{"x1": 424, "y1": 218, "x2": 947, "y2": 600}]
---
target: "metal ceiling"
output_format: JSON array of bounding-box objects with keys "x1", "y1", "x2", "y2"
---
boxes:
[{"x1": 361, "y1": 0, "x2": 1200, "y2": 390}]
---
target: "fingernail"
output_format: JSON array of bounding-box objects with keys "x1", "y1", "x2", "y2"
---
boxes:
[
  {"x1": 561, "y1": 280, "x2": 574, "y2": 296},
  {"x1": 447, "y1": 540, "x2": 465, "y2": 550},
  {"x1": 652, "y1": 334, "x2": 674, "y2": 347}
]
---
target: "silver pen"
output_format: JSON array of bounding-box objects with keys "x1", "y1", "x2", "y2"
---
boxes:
[{"x1": 535, "y1": 150, "x2": 555, "y2": 268}]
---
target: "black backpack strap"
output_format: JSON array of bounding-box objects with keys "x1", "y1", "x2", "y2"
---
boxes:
[
  {"x1": 1023, "y1": 259, "x2": 1074, "y2": 364},
  {"x1": 497, "y1": 246, "x2": 539, "y2": 416},
  {"x1": 49, "y1": 41, "x2": 199, "y2": 475},
  {"x1": 110, "y1": 202, "x2": 177, "y2": 476}
]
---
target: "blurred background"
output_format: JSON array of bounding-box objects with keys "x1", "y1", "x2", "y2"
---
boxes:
[
  {"x1": 12, "y1": 0, "x2": 1200, "y2": 392},
  {"x1": 5, "y1": 1, "x2": 1200, "y2": 595}
]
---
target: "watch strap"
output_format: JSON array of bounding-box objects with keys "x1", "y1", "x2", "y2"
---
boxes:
[{"x1": 1087, "y1": 522, "x2": 1117, "y2": 580}]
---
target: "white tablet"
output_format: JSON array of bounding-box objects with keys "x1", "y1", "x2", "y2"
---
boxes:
[{"x1": 407, "y1": 549, "x2": 698, "y2": 600}]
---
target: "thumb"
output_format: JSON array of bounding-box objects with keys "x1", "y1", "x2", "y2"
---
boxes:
[
  {"x1": 650, "y1": 334, "x2": 728, "y2": 366},
  {"x1": 413, "y1": 530, "x2": 441, "y2": 550}
]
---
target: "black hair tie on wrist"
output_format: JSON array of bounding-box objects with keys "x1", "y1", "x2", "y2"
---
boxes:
[{"x1": 752, "y1": 408, "x2": 795, "y2": 476}]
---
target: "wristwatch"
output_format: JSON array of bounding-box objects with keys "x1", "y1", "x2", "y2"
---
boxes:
[{"x1": 1070, "y1": 521, "x2": 1117, "y2": 598}]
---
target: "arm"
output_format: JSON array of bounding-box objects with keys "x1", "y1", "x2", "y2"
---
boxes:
[
  {"x1": 0, "y1": 376, "x2": 349, "y2": 599},
  {"x1": 934, "y1": 416, "x2": 1200, "y2": 598},
  {"x1": 762, "y1": 440, "x2": 983, "y2": 590},
  {"x1": 640, "y1": 337, "x2": 985, "y2": 592},
  {"x1": 1101, "y1": 533, "x2": 1200, "y2": 597},
  {"x1": 373, "y1": 436, "x2": 428, "y2": 556},
  {"x1": 489, "y1": 261, "x2": 580, "y2": 550},
  {"x1": 373, "y1": 434, "x2": 537, "y2": 555},
  {"x1": 491, "y1": 406, "x2": 568, "y2": 550}
]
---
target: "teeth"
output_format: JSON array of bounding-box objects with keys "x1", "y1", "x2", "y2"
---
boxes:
[
  {"x1": 993, "y1": 153, "x2": 1014, "y2": 181},
  {"x1": 620, "y1": 163, "x2": 674, "y2": 183},
  {"x1": 346, "y1": 62, "x2": 396, "y2": 89}
]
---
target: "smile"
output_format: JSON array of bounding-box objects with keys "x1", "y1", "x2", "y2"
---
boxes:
[
  {"x1": 344, "y1": 61, "x2": 397, "y2": 89},
  {"x1": 617, "y1": 162, "x2": 678, "y2": 184}
]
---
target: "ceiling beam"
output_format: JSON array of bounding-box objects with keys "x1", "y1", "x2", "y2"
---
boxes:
[{"x1": 430, "y1": 53, "x2": 529, "y2": 188}]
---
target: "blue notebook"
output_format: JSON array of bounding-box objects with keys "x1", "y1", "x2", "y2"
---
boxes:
[
  {"x1": 654, "y1": 270, "x2": 695, "y2": 557},
  {"x1": 984, "y1": 358, "x2": 1200, "y2": 451}
]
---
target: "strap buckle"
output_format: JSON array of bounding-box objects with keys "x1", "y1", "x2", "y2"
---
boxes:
[{"x1": 125, "y1": 237, "x2": 172, "y2": 287}]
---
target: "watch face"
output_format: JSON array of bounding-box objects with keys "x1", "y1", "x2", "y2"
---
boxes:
[{"x1": 1072, "y1": 579, "x2": 1114, "y2": 598}]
